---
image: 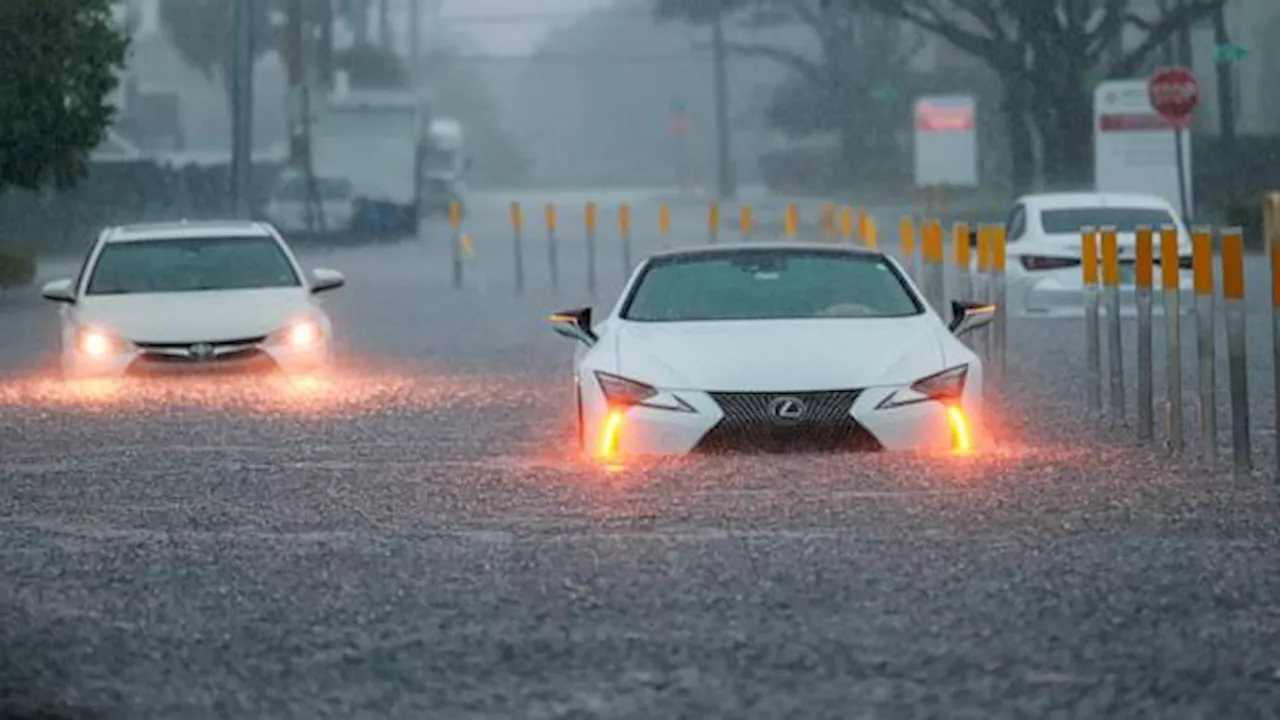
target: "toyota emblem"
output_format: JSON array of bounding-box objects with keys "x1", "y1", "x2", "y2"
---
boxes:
[
  {"x1": 190, "y1": 343, "x2": 215, "y2": 360},
  {"x1": 768, "y1": 396, "x2": 807, "y2": 425}
]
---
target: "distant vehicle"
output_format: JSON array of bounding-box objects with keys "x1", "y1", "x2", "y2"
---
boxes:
[
  {"x1": 39, "y1": 220, "x2": 345, "y2": 378},
  {"x1": 310, "y1": 85, "x2": 431, "y2": 236},
  {"x1": 264, "y1": 172, "x2": 357, "y2": 235},
  {"x1": 422, "y1": 118, "x2": 470, "y2": 216},
  {"x1": 998, "y1": 192, "x2": 1195, "y2": 315},
  {"x1": 548, "y1": 244, "x2": 994, "y2": 458}
]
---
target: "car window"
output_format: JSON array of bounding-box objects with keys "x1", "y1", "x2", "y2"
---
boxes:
[
  {"x1": 1006, "y1": 204, "x2": 1027, "y2": 241},
  {"x1": 621, "y1": 249, "x2": 923, "y2": 322},
  {"x1": 85, "y1": 235, "x2": 301, "y2": 295},
  {"x1": 1040, "y1": 207, "x2": 1175, "y2": 234}
]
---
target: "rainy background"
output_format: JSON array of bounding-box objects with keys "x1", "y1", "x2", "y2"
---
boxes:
[{"x1": 1, "y1": 1, "x2": 1279, "y2": 718}]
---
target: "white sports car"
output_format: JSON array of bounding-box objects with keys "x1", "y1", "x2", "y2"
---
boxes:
[
  {"x1": 40, "y1": 220, "x2": 345, "y2": 378},
  {"x1": 549, "y1": 244, "x2": 995, "y2": 458}
]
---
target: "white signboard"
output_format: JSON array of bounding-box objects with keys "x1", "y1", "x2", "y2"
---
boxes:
[
  {"x1": 913, "y1": 95, "x2": 978, "y2": 187},
  {"x1": 1094, "y1": 79, "x2": 1193, "y2": 215}
]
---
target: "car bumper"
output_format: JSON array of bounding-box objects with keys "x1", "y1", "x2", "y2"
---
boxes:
[
  {"x1": 581, "y1": 384, "x2": 983, "y2": 458},
  {"x1": 61, "y1": 342, "x2": 331, "y2": 379},
  {"x1": 1010, "y1": 268, "x2": 1196, "y2": 317}
]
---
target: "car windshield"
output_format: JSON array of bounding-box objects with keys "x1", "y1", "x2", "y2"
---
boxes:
[
  {"x1": 621, "y1": 249, "x2": 922, "y2": 322},
  {"x1": 1040, "y1": 207, "x2": 1175, "y2": 234},
  {"x1": 85, "y1": 235, "x2": 301, "y2": 295}
]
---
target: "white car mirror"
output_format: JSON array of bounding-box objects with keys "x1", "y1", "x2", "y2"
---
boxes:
[
  {"x1": 310, "y1": 268, "x2": 345, "y2": 294},
  {"x1": 949, "y1": 300, "x2": 996, "y2": 336},
  {"x1": 41, "y1": 278, "x2": 76, "y2": 304}
]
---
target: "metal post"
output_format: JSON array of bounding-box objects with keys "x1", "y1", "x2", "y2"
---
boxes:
[
  {"x1": 546, "y1": 204, "x2": 559, "y2": 295},
  {"x1": 1082, "y1": 227, "x2": 1102, "y2": 420},
  {"x1": 708, "y1": 202, "x2": 719, "y2": 244},
  {"x1": 993, "y1": 225, "x2": 1008, "y2": 386},
  {"x1": 1161, "y1": 225, "x2": 1184, "y2": 452},
  {"x1": 585, "y1": 202, "x2": 598, "y2": 298},
  {"x1": 952, "y1": 222, "x2": 971, "y2": 302},
  {"x1": 230, "y1": 0, "x2": 255, "y2": 219},
  {"x1": 1102, "y1": 226, "x2": 1124, "y2": 427},
  {"x1": 1192, "y1": 226, "x2": 1217, "y2": 463},
  {"x1": 921, "y1": 219, "x2": 944, "y2": 312},
  {"x1": 900, "y1": 217, "x2": 917, "y2": 281},
  {"x1": 1135, "y1": 226, "x2": 1155, "y2": 441},
  {"x1": 449, "y1": 201, "x2": 462, "y2": 289},
  {"x1": 510, "y1": 202, "x2": 524, "y2": 295},
  {"x1": 976, "y1": 224, "x2": 992, "y2": 361},
  {"x1": 619, "y1": 204, "x2": 633, "y2": 276},
  {"x1": 1221, "y1": 228, "x2": 1250, "y2": 473},
  {"x1": 1268, "y1": 193, "x2": 1280, "y2": 480}
]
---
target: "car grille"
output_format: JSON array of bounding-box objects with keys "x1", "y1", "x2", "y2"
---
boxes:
[
  {"x1": 693, "y1": 389, "x2": 882, "y2": 454},
  {"x1": 126, "y1": 346, "x2": 278, "y2": 376}
]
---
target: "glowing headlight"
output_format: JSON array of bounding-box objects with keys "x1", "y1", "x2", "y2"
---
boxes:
[
  {"x1": 593, "y1": 371, "x2": 693, "y2": 412},
  {"x1": 272, "y1": 319, "x2": 323, "y2": 349},
  {"x1": 75, "y1": 328, "x2": 129, "y2": 357},
  {"x1": 877, "y1": 364, "x2": 969, "y2": 409}
]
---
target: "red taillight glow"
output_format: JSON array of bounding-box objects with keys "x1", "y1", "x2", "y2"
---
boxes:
[
  {"x1": 948, "y1": 406, "x2": 972, "y2": 454},
  {"x1": 598, "y1": 410, "x2": 624, "y2": 458}
]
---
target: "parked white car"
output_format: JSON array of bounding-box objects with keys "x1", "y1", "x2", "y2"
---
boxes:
[
  {"x1": 998, "y1": 192, "x2": 1195, "y2": 315},
  {"x1": 549, "y1": 244, "x2": 995, "y2": 459},
  {"x1": 40, "y1": 220, "x2": 345, "y2": 378}
]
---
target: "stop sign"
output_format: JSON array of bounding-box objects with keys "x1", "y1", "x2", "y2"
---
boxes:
[{"x1": 1148, "y1": 67, "x2": 1199, "y2": 126}]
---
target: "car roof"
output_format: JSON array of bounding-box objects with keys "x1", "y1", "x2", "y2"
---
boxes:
[
  {"x1": 104, "y1": 220, "x2": 278, "y2": 244},
  {"x1": 645, "y1": 242, "x2": 884, "y2": 260},
  {"x1": 1017, "y1": 192, "x2": 1174, "y2": 211}
]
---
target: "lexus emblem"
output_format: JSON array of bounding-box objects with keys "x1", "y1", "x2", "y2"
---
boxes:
[
  {"x1": 768, "y1": 395, "x2": 807, "y2": 425},
  {"x1": 190, "y1": 343, "x2": 215, "y2": 360}
]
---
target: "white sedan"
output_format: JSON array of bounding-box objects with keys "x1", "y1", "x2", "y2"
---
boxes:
[
  {"x1": 40, "y1": 220, "x2": 345, "y2": 378},
  {"x1": 998, "y1": 192, "x2": 1194, "y2": 315},
  {"x1": 549, "y1": 244, "x2": 995, "y2": 458}
]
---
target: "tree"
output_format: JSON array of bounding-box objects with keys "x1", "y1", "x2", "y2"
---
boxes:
[
  {"x1": 866, "y1": 0, "x2": 1227, "y2": 190},
  {"x1": 0, "y1": 0, "x2": 129, "y2": 193},
  {"x1": 159, "y1": 0, "x2": 276, "y2": 106},
  {"x1": 333, "y1": 44, "x2": 408, "y2": 88},
  {"x1": 655, "y1": 0, "x2": 924, "y2": 186}
]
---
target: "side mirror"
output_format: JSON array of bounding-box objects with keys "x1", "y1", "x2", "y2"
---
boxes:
[
  {"x1": 548, "y1": 306, "x2": 597, "y2": 346},
  {"x1": 41, "y1": 278, "x2": 76, "y2": 304},
  {"x1": 948, "y1": 299, "x2": 996, "y2": 336},
  {"x1": 311, "y1": 268, "x2": 345, "y2": 293}
]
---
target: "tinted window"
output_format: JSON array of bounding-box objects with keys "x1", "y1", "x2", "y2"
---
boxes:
[
  {"x1": 1040, "y1": 207, "x2": 1174, "y2": 234},
  {"x1": 1006, "y1": 204, "x2": 1027, "y2": 240},
  {"x1": 622, "y1": 250, "x2": 922, "y2": 322},
  {"x1": 86, "y1": 235, "x2": 300, "y2": 295}
]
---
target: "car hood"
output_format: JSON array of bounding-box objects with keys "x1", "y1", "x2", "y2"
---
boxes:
[
  {"x1": 611, "y1": 316, "x2": 949, "y2": 392},
  {"x1": 76, "y1": 288, "x2": 315, "y2": 344}
]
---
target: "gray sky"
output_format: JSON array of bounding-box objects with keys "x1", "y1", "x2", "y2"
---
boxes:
[{"x1": 438, "y1": 0, "x2": 614, "y2": 54}]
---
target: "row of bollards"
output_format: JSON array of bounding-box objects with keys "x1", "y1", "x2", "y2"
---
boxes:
[{"x1": 1080, "y1": 223, "x2": 1255, "y2": 474}]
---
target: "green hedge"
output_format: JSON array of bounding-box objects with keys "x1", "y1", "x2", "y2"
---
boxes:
[{"x1": 0, "y1": 247, "x2": 36, "y2": 292}]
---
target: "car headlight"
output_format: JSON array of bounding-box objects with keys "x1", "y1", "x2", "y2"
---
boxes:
[
  {"x1": 270, "y1": 318, "x2": 324, "y2": 349},
  {"x1": 877, "y1": 364, "x2": 969, "y2": 409},
  {"x1": 593, "y1": 371, "x2": 693, "y2": 412},
  {"x1": 75, "y1": 327, "x2": 132, "y2": 357}
]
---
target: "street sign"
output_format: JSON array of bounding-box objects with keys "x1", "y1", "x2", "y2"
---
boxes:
[
  {"x1": 1213, "y1": 43, "x2": 1248, "y2": 63},
  {"x1": 1147, "y1": 67, "x2": 1199, "y2": 127},
  {"x1": 913, "y1": 95, "x2": 978, "y2": 188},
  {"x1": 1094, "y1": 79, "x2": 1194, "y2": 217}
]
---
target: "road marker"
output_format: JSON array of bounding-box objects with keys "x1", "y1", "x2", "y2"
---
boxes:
[
  {"x1": 1135, "y1": 225, "x2": 1154, "y2": 441},
  {"x1": 1082, "y1": 226, "x2": 1101, "y2": 419},
  {"x1": 1102, "y1": 226, "x2": 1124, "y2": 427},
  {"x1": 1192, "y1": 226, "x2": 1216, "y2": 463},
  {"x1": 1221, "y1": 226, "x2": 1250, "y2": 472},
  {"x1": 510, "y1": 201, "x2": 524, "y2": 295},
  {"x1": 1161, "y1": 224, "x2": 1183, "y2": 452},
  {"x1": 545, "y1": 203, "x2": 559, "y2": 295}
]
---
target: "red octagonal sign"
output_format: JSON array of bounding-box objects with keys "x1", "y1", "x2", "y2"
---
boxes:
[{"x1": 1148, "y1": 67, "x2": 1199, "y2": 127}]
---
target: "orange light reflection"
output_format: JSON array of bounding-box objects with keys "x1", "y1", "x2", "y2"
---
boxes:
[
  {"x1": 598, "y1": 409, "x2": 624, "y2": 459},
  {"x1": 948, "y1": 405, "x2": 973, "y2": 455}
]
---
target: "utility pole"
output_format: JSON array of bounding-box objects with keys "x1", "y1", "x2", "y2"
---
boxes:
[
  {"x1": 1212, "y1": 1, "x2": 1237, "y2": 198},
  {"x1": 230, "y1": 0, "x2": 255, "y2": 219},
  {"x1": 711, "y1": 1, "x2": 735, "y2": 200},
  {"x1": 285, "y1": 0, "x2": 322, "y2": 231},
  {"x1": 409, "y1": 0, "x2": 421, "y2": 87}
]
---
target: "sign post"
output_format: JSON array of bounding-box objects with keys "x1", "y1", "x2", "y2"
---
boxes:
[{"x1": 1147, "y1": 68, "x2": 1199, "y2": 222}]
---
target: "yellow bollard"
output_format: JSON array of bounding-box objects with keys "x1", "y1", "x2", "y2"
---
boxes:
[
  {"x1": 1161, "y1": 225, "x2": 1183, "y2": 451},
  {"x1": 921, "y1": 219, "x2": 945, "y2": 310},
  {"x1": 858, "y1": 207, "x2": 869, "y2": 242},
  {"x1": 839, "y1": 206, "x2": 854, "y2": 243},
  {"x1": 450, "y1": 201, "x2": 463, "y2": 288},
  {"x1": 585, "y1": 201, "x2": 597, "y2": 297},
  {"x1": 1135, "y1": 226, "x2": 1155, "y2": 440},
  {"x1": 449, "y1": 200, "x2": 461, "y2": 230},
  {"x1": 899, "y1": 217, "x2": 916, "y2": 277},
  {"x1": 659, "y1": 202, "x2": 671, "y2": 241},
  {"x1": 784, "y1": 202, "x2": 799, "y2": 240},
  {"x1": 1221, "y1": 227, "x2": 1249, "y2": 472},
  {"x1": 545, "y1": 203, "x2": 559, "y2": 293},
  {"x1": 1101, "y1": 226, "x2": 1123, "y2": 426},
  {"x1": 619, "y1": 203, "x2": 634, "y2": 274},
  {"x1": 460, "y1": 232, "x2": 472, "y2": 259},
  {"x1": 740, "y1": 204, "x2": 753, "y2": 241},
  {"x1": 820, "y1": 202, "x2": 836, "y2": 239},
  {"x1": 864, "y1": 216, "x2": 877, "y2": 249},
  {"x1": 952, "y1": 221, "x2": 971, "y2": 300},
  {"x1": 1082, "y1": 226, "x2": 1100, "y2": 417},
  {"x1": 708, "y1": 202, "x2": 720, "y2": 244},
  {"x1": 1192, "y1": 227, "x2": 1217, "y2": 463},
  {"x1": 510, "y1": 201, "x2": 525, "y2": 294},
  {"x1": 992, "y1": 225, "x2": 1008, "y2": 384}
]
